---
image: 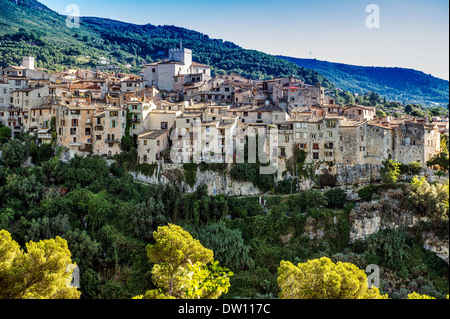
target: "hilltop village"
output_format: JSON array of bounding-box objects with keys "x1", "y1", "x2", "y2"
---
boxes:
[{"x1": 1, "y1": 47, "x2": 448, "y2": 182}]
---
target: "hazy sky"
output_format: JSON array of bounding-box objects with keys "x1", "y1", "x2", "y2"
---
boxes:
[{"x1": 39, "y1": 0, "x2": 449, "y2": 80}]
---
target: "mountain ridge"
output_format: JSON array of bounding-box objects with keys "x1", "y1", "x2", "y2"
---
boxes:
[{"x1": 278, "y1": 56, "x2": 449, "y2": 106}]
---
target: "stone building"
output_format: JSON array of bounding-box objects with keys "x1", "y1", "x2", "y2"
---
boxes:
[
  {"x1": 137, "y1": 129, "x2": 170, "y2": 163},
  {"x1": 92, "y1": 107, "x2": 127, "y2": 157},
  {"x1": 142, "y1": 45, "x2": 211, "y2": 92},
  {"x1": 57, "y1": 104, "x2": 96, "y2": 157}
]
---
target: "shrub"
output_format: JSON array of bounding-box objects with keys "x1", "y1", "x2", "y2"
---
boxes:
[
  {"x1": 358, "y1": 184, "x2": 378, "y2": 201},
  {"x1": 318, "y1": 171, "x2": 337, "y2": 188},
  {"x1": 325, "y1": 188, "x2": 347, "y2": 208},
  {"x1": 183, "y1": 162, "x2": 198, "y2": 187}
]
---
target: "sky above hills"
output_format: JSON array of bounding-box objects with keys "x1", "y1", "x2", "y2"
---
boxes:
[{"x1": 39, "y1": 0, "x2": 449, "y2": 81}]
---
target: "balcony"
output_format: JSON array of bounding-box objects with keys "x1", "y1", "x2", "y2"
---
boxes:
[
  {"x1": 95, "y1": 125, "x2": 104, "y2": 131},
  {"x1": 38, "y1": 133, "x2": 53, "y2": 140},
  {"x1": 69, "y1": 142, "x2": 82, "y2": 147},
  {"x1": 105, "y1": 139, "x2": 119, "y2": 144},
  {"x1": 79, "y1": 144, "x2": 93, "y2": 152}
]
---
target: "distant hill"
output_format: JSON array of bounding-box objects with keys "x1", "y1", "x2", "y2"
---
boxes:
[
  {"x1": 278, "y1": 56, "x2": 449, "y2": 106},
  {"x1": 0, "y1": 0, "x2": 331, "y2": 87}
]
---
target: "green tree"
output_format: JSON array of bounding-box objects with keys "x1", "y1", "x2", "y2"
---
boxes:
[
  {"x1": 376, "y1": 109, "x2": 387, "y2": 118},
  {"x1": 0, "y1": 126, "x2": 12, "y2": 144},
  {"x1": 427, "y1": 152, "x2": 449, "y2": 172},
  {"x1": 408, "y1": 162, "x2": 423, "y2": 176},
  {"x1": 325, "y1": 188, "x2": 347, "y2": 209},
  {"x1": 407, "y1": 177, "x2": 449, "y2": 220},
  {"x1": 0, "y1": 139, "x2": 28, "y2": 168},
  {"x1": 0, "y1": 229, "x2": 81, "y2": 299},
  {"x1": 277, "y1": 257, "x2": 388, "y2": 299},
  {"x1": 187, "y1": 221, "x2": 254, "y2": 271},
  {"x1": 380, "y1": 157, "x2": 401, "y2": 184},
  {"x1": 405, "y1": 104, "x2": 413, "y2": 114},
  {"x1": 135, "y1": 224, "x2": 233, "y2": 299}
]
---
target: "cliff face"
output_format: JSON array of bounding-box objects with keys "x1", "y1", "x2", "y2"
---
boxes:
[
  {"x1": 349, "y1": 189, "x2": 449, "y2": 264},
  {"x1": 130, "y1": 164, "x2": 261, "y2": 196}
]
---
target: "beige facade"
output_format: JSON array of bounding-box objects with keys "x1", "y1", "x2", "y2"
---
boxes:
[
  {"x1": 92, "y1": 107, "x2": 127, "y2": 157},
  {"x1": 57, "y1": 104, "x2": 96, "y2": 156},
  {"x1": 137, "y1": 129, "x2": 170, "y2": 163}
]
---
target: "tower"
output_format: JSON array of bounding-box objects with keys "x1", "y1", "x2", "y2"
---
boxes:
[
  {"x1": 22, "y1": 57, "x2": 35, "y2": 70},
  {"x1": 168, "y1": 43, "x2": 192, "y2": 68}
]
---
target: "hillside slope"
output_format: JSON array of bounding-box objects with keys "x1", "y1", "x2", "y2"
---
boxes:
[
  {"x1": 0, "y1": 0, "x2": 331, "y2": 86},
  {"x1": 279, "y1": 56, "x2": 449, "y2": 106}
]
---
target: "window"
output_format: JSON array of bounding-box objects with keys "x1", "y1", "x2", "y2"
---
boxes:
[
  {"x1": 157, "y1": 140, "x2": 160, "y2": 146},
  {"x1": 70, "y1": 128, "x2": 77, "y2": 135},
  {"x1": 280, "y1": 147, "x2": 286, "y2": 157},
  {"x1": 96, "y1": 135, "x2": 102, "y2": 140},
  {"x1": 243, "y1": 112, "x2": 248, "y2": 117},
  {"x1": 152, "y1": 68, "x2": 156, "y2": 73},
  {"x1": 161, "y1": 122, "x2": 168, "y2": 129},
  {"x1": 326, "y1": 120, "x2": 336, "y2": 128},
  {"x1": 144, "y1": 140, "x2": 147, "y2": 146},
  {"x1": 85, "y1": 128, "x2": 91, "y2": 135},
  {"x1": 402, "y1": 138, "x2": 410, "y2": 146},
  {"x1": 328, "y1": 131, "x2": 333, "y2": 138},
  {"x1": 143, "y1": 155, "x2": 148, "y2": 162},
  {"x1": 285, "y1": 135, "x2": 289, "y2": 143},
  {"x1": 71, "y1": 119, "x2": 78, "y2": 127},
  {"x1": 313, "y1": 152, "x2": 319, "y2": 160},
  {"x1": 313, "y1": 143, "x2": 319, "y2": 150}
]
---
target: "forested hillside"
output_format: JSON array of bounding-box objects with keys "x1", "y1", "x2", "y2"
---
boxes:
[
  {"x1": 279, "y1": 56, "x2": 449, "y2": 106},
  {"x1": 0, "y1": 0, "x2": 330, "y2": 85}
]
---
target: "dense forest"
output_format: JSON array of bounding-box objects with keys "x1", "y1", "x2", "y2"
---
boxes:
[
  {"x1": 0, "y1": 129, "x2": 448, "y2": 299},
  {"x1": 279, "y1": 56, "x2": 449, "y2": 106}
]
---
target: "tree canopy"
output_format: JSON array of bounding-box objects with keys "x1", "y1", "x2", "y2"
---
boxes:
[
  {"x1": 277, "y1": 257, "x2": 388, "y2": 299},
  {"x1": 0, "y1": 229, "x2": 80, "y2": 299}
]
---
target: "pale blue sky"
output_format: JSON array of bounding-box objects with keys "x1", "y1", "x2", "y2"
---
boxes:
[{"x1": 39, "y1": 0, "x2": 449, "y2": 80}]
